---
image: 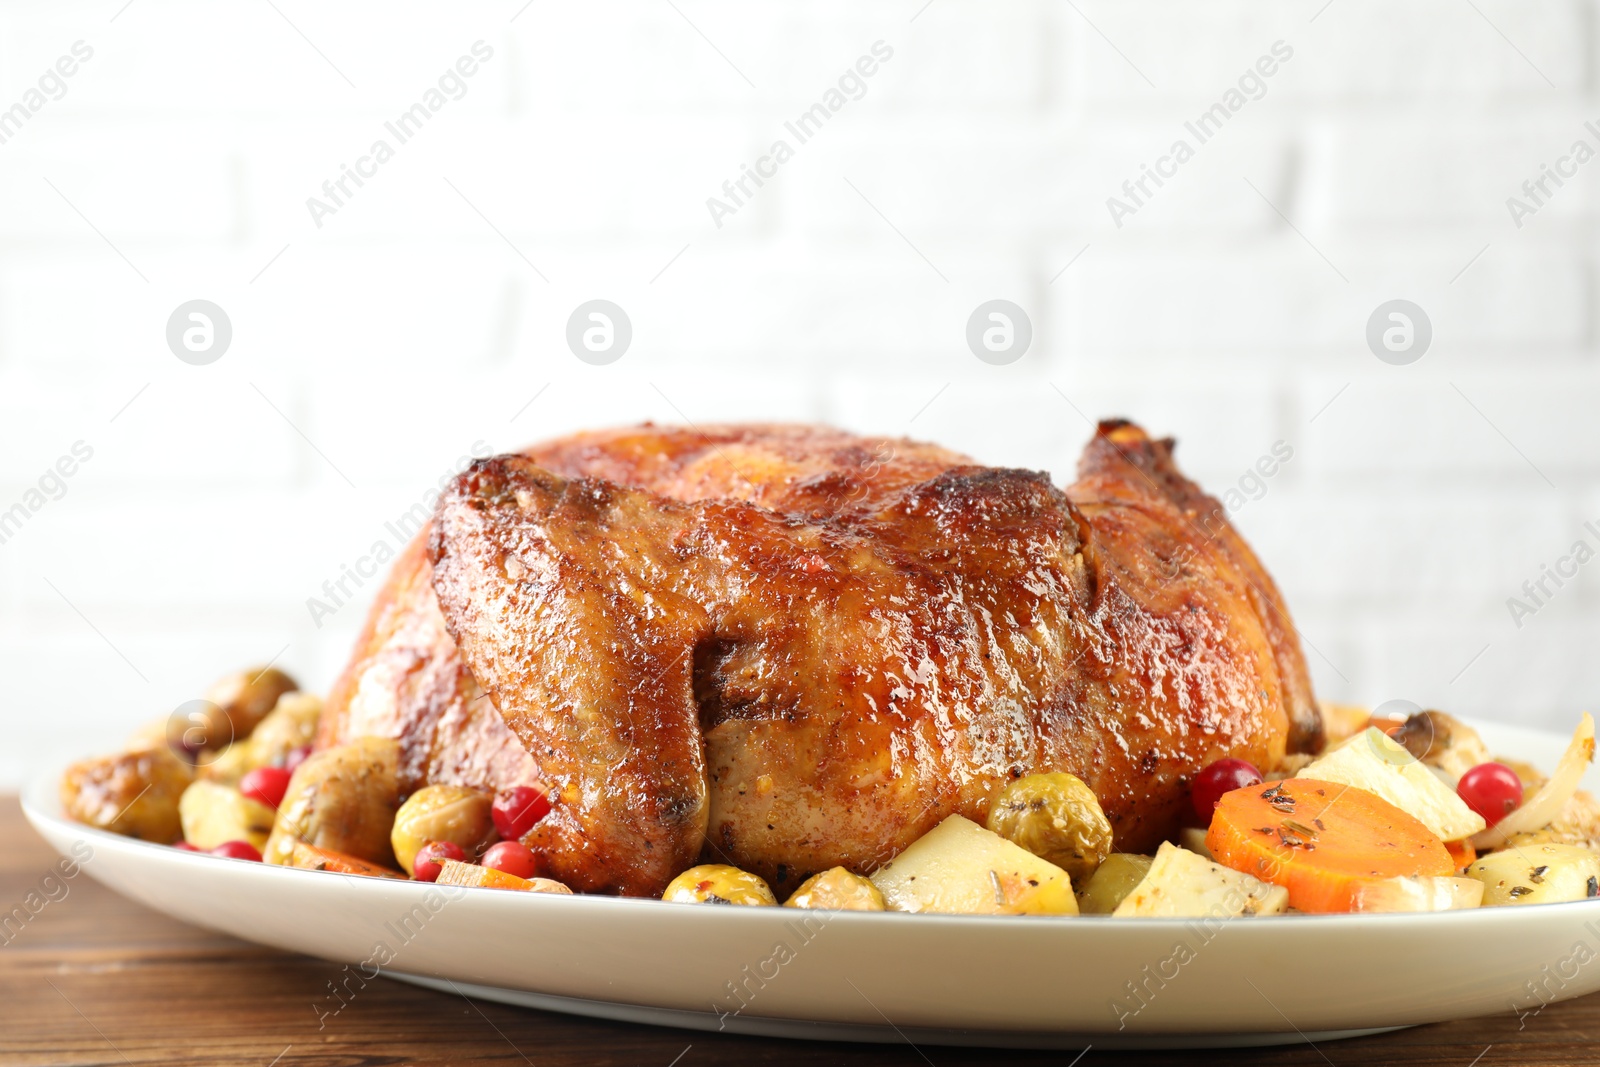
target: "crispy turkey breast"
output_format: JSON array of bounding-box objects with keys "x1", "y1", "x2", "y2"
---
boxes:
[
  {"x1": 317, "y1": 424, "x2": 975, "y2": 793},
  {"x1": 399, "y1": 421, "x2": 1322, "y2": 895}
]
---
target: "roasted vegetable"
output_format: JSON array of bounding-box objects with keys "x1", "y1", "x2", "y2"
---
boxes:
[
  {"x1": 1297, "y1": 727, "x2": 1485, "y2": 842},
  {"x1": 662, "y1": 864, "x2": 777, "y2": 905},
  {"x1": 287, "y1": 841, "x2": 407, "y2": 879},
  {"x1": 197, "y1": 742, "x2": 257, "y2": 785},
  {"x1": 1207, "y1": 778, "x2": 1454, "y2": 913},
  {"x1": 1318, "y1": 701, "x2": 1375, "y2": 748},
  {"x1": 1349, "y1": 875, "x2": 1484, "y2": 912},
  {"x1": 1113, "y1": 842, "x2": 1288, "y2": 918},
  {"x1": 1192, "y1": 759, "x2": 1265, "y2": 820},
  {"x1": 870, "y1": 815, "x2": 1078, "y2": 916},
  {"x1": 436, "y1": 859, "x2": 572, "y2": 893},
  {"x1": 1458, "y1": 762, "x2": 1525, "y2": 826},
  {"x1": 1506, "y1": 789, "x2": 1600, "y2": 854},
  {"x1": 248, "y1": 692, "x2": 322, "y2": 767},
  {"x1": 1177, "y1": 827, "x2": 1213, "y2": 859},
  {"x1": 784, "y1": 867, "x2": 886, "y2": 911},
  {"x1": 1474, "y1": 714, "x2": 1595, "y2": 850},
  {"x1": 1076, "y1": 853, "x2": 1154, "y2": 915},
  {"x1": 1467, "y1": 843, "x2": 1600, "y2": 906},
  {"x1": 204, "y1": 666, "x2": 299, "y2": 745},
  {"x1": 178, "y1": 779, "x2": 275, "y2": 851},
  {"x1": 262, "y1": 738, "x2": 401, "y2": 868},
  {"x1": 167, "y1": 699, "x2": 236, "y2": 759},
  {"x1": 199, "y1": 693, "x2": 324, "y2": 784},
  {"x1": 1390, "y1": 710, "x2": 1493, "y2": 781},
  {"x1": 1263, "y1": 753, "x2": 1314, "y2": 780},
  {"x1": 390, "y1": 784, "x2": 496, "y2": 876},
  {"x1": 985, "y1": 772, "x2": 1113, "y2": 882},
  {"x1": 1500, "y1": 758, "x2": 1548, "y2": 794},
  {"x1": 61, "y1": 747, "x2": 193, "y2": 843}
]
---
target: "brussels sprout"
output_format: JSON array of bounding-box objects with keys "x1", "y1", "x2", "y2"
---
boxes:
[
  {"x1": 986, "y1": 772, "x2": 1113, "y2": 882},
  {"x1": 390, "y1": 784, "x2": 496, "y2": 876},
  {"x1": 205, "y1": 666, "x2": 299, "y2": 743},
  {"x1": 263, "y1": 738, "x2": 400, "y2": 868},
  {"x1": 784, "y1": 867, "x2": 886, "y2": 911},
  {"x1": 1076, "y1": 853, "x2": 1154, "y2": 915},
  {"x1": 662, "y1": 864, "x2": 776, "y2": 905},
  {"x1": 249, "y1": 692, "x2": 322, "y2": 767}
]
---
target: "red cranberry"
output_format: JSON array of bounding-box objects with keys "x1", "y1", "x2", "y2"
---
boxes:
[
  {"x1": 412, "y1": 841, "x2": 466, "y2": 882},
  {"x1": 239, "y1": 766, "x2": 293, "y2": 809},
  {"x1": 209, "y1": 840, "x2": 262, "y2": 862},
  {"x1": 491, "y1": 785, "x2": 550, "y2": 841},
  {"x1": 481, "y1": 841, "x2": 539, "y2": 879},
  {"x1": 1458, "y1": 762, "x2": 1524, "y2": 827},
  {"x1": 1192, "y1": 758, "x2": 1264, "y2": 822}
]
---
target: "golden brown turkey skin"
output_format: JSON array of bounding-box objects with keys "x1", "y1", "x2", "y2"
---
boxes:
[
  {"x1": 428, "y1": 422, "x2": 1320, "y2": 896},
  {"x1": 318, "y1": 425, "x2": 973, "y2": 793},
  {"x1": 1076, "y1": 421, "x2": 1322, "y2": 754},
  {"x1": 317, "y1": 532, "x2": 538, "y2": 795}
]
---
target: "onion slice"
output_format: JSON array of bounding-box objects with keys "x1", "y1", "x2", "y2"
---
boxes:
[{"x1": 1472, "y1": 712, "x2": 1595, "y2": 850}]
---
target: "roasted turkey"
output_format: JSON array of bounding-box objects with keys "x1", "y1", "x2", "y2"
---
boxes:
[{"x1": 321, "y1": 421, "x2": 1322, "y2": 897}]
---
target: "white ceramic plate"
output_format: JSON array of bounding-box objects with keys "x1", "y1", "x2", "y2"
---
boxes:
[{"x1": 24, "y1": 719, "x2": 1600, "y2": 1050}]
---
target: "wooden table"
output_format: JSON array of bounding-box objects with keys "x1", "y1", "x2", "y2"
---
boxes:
[{"x1": 4, "y1": 796, "x2": 1599, "y2": 1067}]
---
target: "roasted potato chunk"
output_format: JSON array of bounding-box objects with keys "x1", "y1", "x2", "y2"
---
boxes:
[
  {"x1": 263, "y1": 738, "x2": 400, "y2": 868},
  {"x1": 871, "y1": 815, "x2": 1078, "y2": 916},
  {"x1": 178, "y1": 779, "x2": 275, "y2": 851},
  {"x1": 390, "y1": 784, "x2": 496, "y2": 876},
  {"x1": 1298, "y1": 726, "x2": 1485, "y2": 842},
  {"x1": 1114, "y1": 842, "x2": 1288, "y2": 918},
  {"x1": 61, "y1": 747, "x2": 193, "y2": 843},
  {"x1": 985, "y1": 772, "x2": 1113, "y2": 882},
  {"x1": 1468, "y1": 844, "x2": 1600, "y2": 906},
  {"x1": 205, "y1": 666, "x2": 298, "y2": 744},
  {"x1": 662, "y1": 864, "x2": 777, "y2": 905},
  {"x1": 784, "y1": 867, "x2": 886, "y2": 911}
]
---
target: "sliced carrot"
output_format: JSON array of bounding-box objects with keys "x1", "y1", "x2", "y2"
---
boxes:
[
  {"x1": 435, "y1": 859, "x2": 573, "y2": 894},
  {"x1": 437, "y1": 859, "x2": 537, "y2": 890},
  {"x1": 288, "y1": 842, "x2": 407, "y2": 879},
  {"x1": 1445, "y1": 838, "x2": 1476, "y2": 871},
  {"x1": 1205, "y1": 778, "x2": 1453, "y2": 913}
]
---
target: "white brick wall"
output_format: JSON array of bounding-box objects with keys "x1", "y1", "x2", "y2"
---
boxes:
[{"x1": 2, "y1": 0, "x2": 1596, "y2": 786}]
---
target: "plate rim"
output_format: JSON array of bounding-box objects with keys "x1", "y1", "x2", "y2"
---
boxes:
[{"x1": 22, "y1": 714, "x2": 1600, "y2": 1047}]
